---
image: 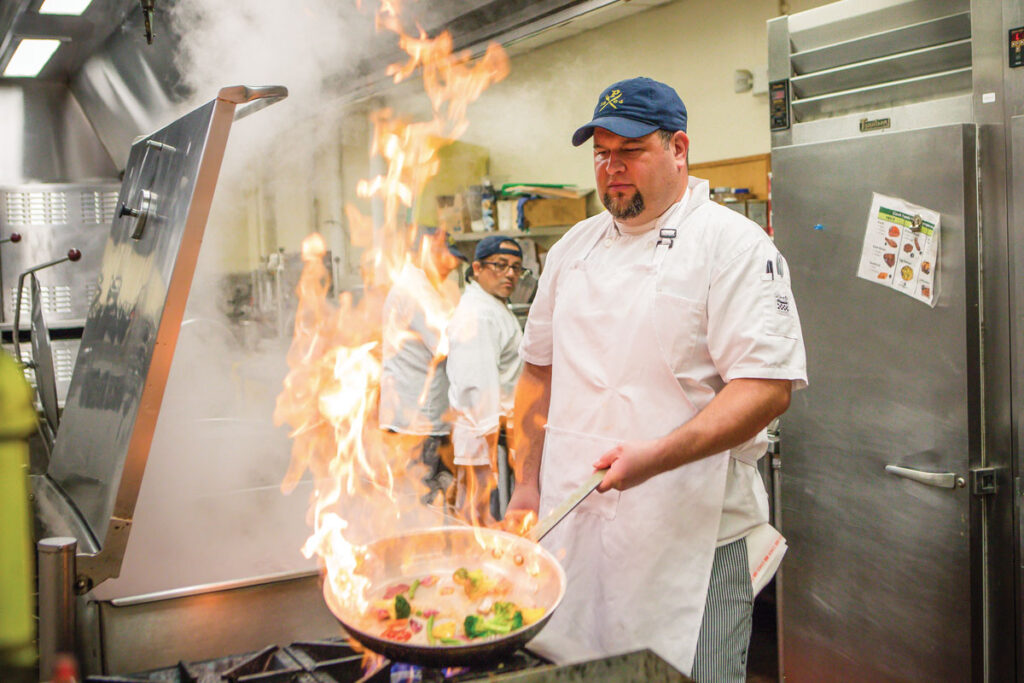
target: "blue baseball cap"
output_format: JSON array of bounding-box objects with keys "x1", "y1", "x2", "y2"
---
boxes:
[
  {"x1": 572, "y1": 77, "x2": 688, "y2": 147},
  {"x1": 475, "y1": 235, "x2": 522, "y2": 262}
]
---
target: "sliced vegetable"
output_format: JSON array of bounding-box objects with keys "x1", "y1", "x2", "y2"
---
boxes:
[
  {"x1": 431, "y1": 620, "x2": 456, "y2": 640},
  {"x1": 371, "y1": 599, "x2": 396, "y2": 620},
  {"x1": 464, "y1": 605, "x2": 523, "y2": 639},
  {"x1": 426, "y1": 615, "x2": 436, "y2": 646},
  {"x1": 408, "y1": 578, "x2": 422, "y2": 600},
  {"x1": 394, "y1": 594, "x2": 411, "y2": 620},
  {"x1": 520, "y1": 607, "x2": 546, "y2": 625},
  {"x1": 381, "y1": 623, "x2": 412, "y2": 642},
  {"x1": 452, "y1": 567, "x2": 497, "y2": 600},
  {"x1": 383, "y1": 583, "x2": 410, "y2": 599}
]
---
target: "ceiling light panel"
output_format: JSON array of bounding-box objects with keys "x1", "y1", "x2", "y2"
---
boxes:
[
  {"x1": 38, "y1": 0, "x2": 93, "y2": 15},
  {"x1": 3, "y1": 39, "x2": 61, "y2": 77}
]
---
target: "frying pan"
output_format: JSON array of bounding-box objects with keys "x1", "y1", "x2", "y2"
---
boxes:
[{"x1": 330, "y1": 525, "x2": 566, "y2": 668}]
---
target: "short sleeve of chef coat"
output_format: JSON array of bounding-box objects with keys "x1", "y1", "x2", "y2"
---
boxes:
[
  {"x1": 707, "y1": 234, "x2": 808, "y2": 390},
  {"x1": 519, "y1": 217, "x2": 605, "y2": 366}
]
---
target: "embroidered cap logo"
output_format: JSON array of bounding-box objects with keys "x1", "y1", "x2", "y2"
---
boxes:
[{"x1": 599, "y1": 89, "x2": 624, "y2": 111}]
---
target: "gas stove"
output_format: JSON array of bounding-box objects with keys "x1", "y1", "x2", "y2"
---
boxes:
[
  {"x1": 83, "y1": 637, "x2": 690, "y2": 682},
  {"x1": 84, "y1": 637, "x2": 546, "y2": 683}
]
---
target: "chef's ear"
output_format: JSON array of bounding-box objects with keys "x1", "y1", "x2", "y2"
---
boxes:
[{"x1": 672, "y1": 131, "x2": 689, "y2": 167}]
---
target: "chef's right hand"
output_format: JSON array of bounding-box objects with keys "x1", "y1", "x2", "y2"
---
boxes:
[{"x1": 500, "y1": 483, "x2": 540, "y2": 534}]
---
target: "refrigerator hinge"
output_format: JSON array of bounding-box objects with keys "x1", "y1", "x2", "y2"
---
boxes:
[{"x1": 970, "y1": 468, "x2": 997, "y2": 496}]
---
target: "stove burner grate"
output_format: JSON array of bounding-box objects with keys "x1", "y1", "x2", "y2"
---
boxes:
[{"x1": 85, "y1": 637, "x2": 550, "y2": 683}]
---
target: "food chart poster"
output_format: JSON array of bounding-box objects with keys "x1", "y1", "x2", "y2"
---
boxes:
[{"x1": 856, "y1": 193, "x2": 940, "y2": 307}]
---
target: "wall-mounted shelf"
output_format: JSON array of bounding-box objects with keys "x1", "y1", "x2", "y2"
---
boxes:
[
  {"x1": 450, "y1": 225, "x2": 571, "y2": 242},
  {"x1": 689, "y1": 153, "x2": 771, "y2": 199}
]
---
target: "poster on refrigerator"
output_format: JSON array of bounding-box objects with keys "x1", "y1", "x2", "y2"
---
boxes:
[{"x1": 856, "y1": 193, "x2": 940, "y2": 306}]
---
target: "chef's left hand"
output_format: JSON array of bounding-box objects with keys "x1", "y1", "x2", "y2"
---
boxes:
[{"x1": 592, "y1": 439, "x2": 665, "y2": 492}]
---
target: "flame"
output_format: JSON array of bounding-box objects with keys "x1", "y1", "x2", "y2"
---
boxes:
[{"x1": 274, "y1": 0, "x2": 511, "y2": 640}]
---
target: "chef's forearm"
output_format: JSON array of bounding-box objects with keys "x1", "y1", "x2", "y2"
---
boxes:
[
  {"x1": 657, "y1": 378, "x2": 791, "y2": 472},
  {"x1": 510, "y1": 362, "x2": 552, "y2": 489}
]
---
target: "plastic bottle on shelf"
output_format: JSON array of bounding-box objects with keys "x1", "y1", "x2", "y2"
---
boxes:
[{"x1": 481, "y1": 179, "x2": 496, "y2": 231}]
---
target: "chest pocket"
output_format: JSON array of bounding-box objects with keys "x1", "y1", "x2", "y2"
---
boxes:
[
  {"x1": 652, "y1": 252, "x2": 708, "y2": 375},
  {"x1": 652, "y1": 291, "x2": 704, "y2": 374}
]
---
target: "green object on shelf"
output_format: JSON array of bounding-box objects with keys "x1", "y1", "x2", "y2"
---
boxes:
[
  {"x1": 499, "y1": 183, "x2": 583, "y2": 199},
  {"x1": 0, "y1": 352, "x2": 37, "y2": 670}
]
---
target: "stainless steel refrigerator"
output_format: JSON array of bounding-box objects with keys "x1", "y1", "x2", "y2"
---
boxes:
[{"x1": 768, "y1": 0, "x2": 1023, "y2": 680}]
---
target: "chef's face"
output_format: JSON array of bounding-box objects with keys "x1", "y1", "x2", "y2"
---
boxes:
[
  {"x1": 425, "y1": 231, "x2": 461, "y2": 277},
  {"x1": 473, "y1": 247, "x2": 523, "y2": 299},
  {"x1": 593, "y1": 127, "x2": 689, "y2": 227}
]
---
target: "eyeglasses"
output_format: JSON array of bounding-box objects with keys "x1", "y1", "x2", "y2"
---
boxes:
[{"x1": 481, "y1": 260, "x2": 530, "y2": 277}]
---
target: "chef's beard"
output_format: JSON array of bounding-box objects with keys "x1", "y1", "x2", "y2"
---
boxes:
[{"x1": 602, "y1": 190, "x2": 645, "y2": 220}]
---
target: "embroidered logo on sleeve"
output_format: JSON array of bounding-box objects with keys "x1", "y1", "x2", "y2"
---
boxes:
[{"x1": 775, "y1": 295, "x2": 790, "y2": 313}]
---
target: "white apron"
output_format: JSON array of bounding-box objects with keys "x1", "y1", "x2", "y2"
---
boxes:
[{"x1": 539, "y1": 218, "x2": 730, "y2": 674}]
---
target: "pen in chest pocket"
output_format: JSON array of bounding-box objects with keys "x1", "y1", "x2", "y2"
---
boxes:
[
  {"x1": 765, "y1": 260, "x2": 774, "y2": 280},
  {"x1": 776, "y1": 254, "x2": 784, "y2": 279}
]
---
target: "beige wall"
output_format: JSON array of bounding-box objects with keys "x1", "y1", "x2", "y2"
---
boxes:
[
  {"x1": 452, "y1": 0, "x2": 832, "y2": 190},
  {"x1": 270, "y1": 0, "x2": 836, "y2": 264}
]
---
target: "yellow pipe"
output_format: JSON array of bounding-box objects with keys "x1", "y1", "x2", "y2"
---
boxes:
[{"x1": 0, "y1": 352, "x2": 38, "y2": 673}]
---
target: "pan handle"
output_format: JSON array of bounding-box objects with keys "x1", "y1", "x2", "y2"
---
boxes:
[{"x1": 528, "y1": 469, "x2": 607, "y2": 543}]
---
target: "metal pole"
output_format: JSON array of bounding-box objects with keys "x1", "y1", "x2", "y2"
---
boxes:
[{"x1": 37, "y1": 537, "x2": 77, "y2": 681}]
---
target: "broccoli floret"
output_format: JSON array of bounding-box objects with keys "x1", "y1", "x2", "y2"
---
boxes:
[
  {"x1": 491, "y1": 602, "x2": 517, "y2": 619},
  {"x1": 394, "y1": 594, "x2": 411, "y2": 619},
  {"x1": 463, "y1": 607, "x2": 524, "y2": 639},
  {"x1": 464, "y1": 614, "x2": 488, "y2": 639},
  {"x1": 507, "y1": 611, "x2": 524, "y2": 631}
]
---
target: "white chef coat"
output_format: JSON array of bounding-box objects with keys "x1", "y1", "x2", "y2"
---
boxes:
[
  {"x1": 521, "y1": 176, "x2": 808, "y2": 544},
  {"x1": 379, "y1": 263, "x2": 458, "y2": 436},
  {"x1": 446, "y1": 280, "x2": 524, "y2": 466}
]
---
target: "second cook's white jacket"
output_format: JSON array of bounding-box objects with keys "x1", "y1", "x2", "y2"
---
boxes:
[{"x1": 446, "y1": 281, "x2": 523, "y2": 466}]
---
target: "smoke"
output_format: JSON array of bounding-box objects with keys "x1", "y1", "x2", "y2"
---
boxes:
[
  {"x1": 99, "y1": 0, "x2": 505, "y2": 600},
  {"x1": 94, "y1": 0, "x2": 400, "y2": 600},
  {"x1": 168, "y1": 0, "x2": 369, "y2": 118}
]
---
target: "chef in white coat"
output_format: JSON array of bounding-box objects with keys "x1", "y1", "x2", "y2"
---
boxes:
[
  {"x1": 379, "y1": 227, "x2": 466, "y2": 507},
  {"x1": 506, "y1": 77, "x2": 807, "y2": 681},
  {"x1": 446, "y1": 236, "x2": 526, "y2": 524}
]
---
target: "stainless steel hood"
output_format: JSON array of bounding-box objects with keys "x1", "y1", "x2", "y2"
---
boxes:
[
  {"x1": 4, "y1": 1, "x2": 674, "y2": 173},
  {"x1": 31, "y1": 84, "x2": 287, "y2": 590},
  {"x1": 0, "y1": 0, "x2": 137, "y2": 81}
]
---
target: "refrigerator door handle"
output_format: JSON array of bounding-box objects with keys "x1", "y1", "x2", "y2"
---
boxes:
[{"x1": 885, "y1": 465, "x2": 966, "y2": 489}]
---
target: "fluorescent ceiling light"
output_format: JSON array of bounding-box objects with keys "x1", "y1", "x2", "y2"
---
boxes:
[
  {"x1": 3, "y1": 39, "x2": 61, "y2": 77},
  {"x1": 38, "y1": 0, "x2": 93, "y2": 15}
]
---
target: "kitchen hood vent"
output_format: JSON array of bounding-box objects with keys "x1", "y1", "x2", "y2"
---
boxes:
[
  {"x1": 779, "y1": 0, "x2": 972, "y2": 122},
  {"x1": 5, "y1": 189, "x2": 70, "y2": 225}
]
